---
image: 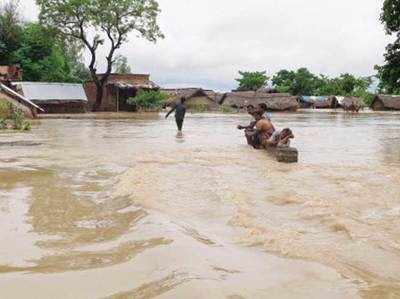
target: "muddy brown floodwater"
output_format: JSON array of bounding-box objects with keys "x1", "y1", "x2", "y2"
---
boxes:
[{"x1": 0, "y1": 111, "x2": 400, "y2": 299}]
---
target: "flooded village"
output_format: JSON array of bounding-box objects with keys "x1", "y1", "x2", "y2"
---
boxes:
[{"x1": 1, "y1": 0, "x2": 400, "y2": 299}]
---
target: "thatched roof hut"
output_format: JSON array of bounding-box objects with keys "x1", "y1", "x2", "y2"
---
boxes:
[
  {"x1": 163, "y1": 88, "x2": 220, "y2": 111},
  {"x1": 220, "y1": 91, "x2": 298, "y2": 111},
  {"x1": 371, "y1": 95, "x2": 400, "y2": 111},
  {"x1": 340, "y1": 96, "x2": 364, "y2": 110}
]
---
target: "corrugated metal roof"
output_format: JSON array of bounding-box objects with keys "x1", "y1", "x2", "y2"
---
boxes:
[
  {"x1": 14, "y1": 82, "x2": 88, "y2": 102},
  {"x1": 0, "y1": 83, "x2": 44, "y2": 111}
]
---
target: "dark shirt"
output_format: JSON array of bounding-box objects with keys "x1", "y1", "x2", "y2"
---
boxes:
[{"x1": 174, "y1": 103, "x2": 186, "y2": 120}]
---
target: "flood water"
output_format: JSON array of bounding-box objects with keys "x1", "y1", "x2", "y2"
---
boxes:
[{"x1": 0, "y1": 111, "x2": 399, "y2": 299}]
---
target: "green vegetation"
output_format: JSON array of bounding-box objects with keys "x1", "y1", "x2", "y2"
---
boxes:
[
  {"x1": 0, "y1": 101, "x2": 31, "y2": 131},
  {"x1": 235, "y1": 68, "x2": 373, "y2": 104},
  {"x1": 187, "y1": 102, "x2": 209, "y2": 112},
  {"x1": 36, "y1": 0, "x2": 164, "y2": 111},
  {"x1": 272, "y1": 68, "x2": 371, "y2": 97},
  {"x1": 269, "y1": 68, "x2": 373, "y2": 104},
  {"x1": 14, "y1": 23, "x2": 90, "y2": 82},
  {"x1": 0, "y1": 1, "x2": 90, "y2": 83},
  {"x1": 236, "y1": 71, "x2": 269, "y2": 91},
  {"x1": 0, "y1": 100, "x2": 12, "y2": 118},
  {"x1": 0, "y1": 1, "x2": 22, "y2": 65},
  {"x1": 220, "y1": 104, "x2": 234, "y2": 113},
  {"x1": 128, "y1": 90, "x2": 167, "y2": 111},
  {"x1": 113, "y1": 55, "x2": 132, "y2": 74},
  {"x1": 376, "y1": 0, "x2": 400, "y2": 94}
]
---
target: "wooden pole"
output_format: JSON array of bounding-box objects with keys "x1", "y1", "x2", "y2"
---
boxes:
[{"x1": 116, "y1": 89, "x2": 119, "y2": 112}]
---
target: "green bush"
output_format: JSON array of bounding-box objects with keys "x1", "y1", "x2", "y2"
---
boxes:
[
  {"x1": 236, "y1": 71, "x2": 269, "y2": 91},
  {"x1": 11, "y1": 106, "x2": 27, "y2": 130},
  {"x1": 127, "y1": 90, "x2": 168, "y2": 111},
  {"x1": 0, "y1": 100, "x2": 31, "y2": 131},
  {"x1": 220, "y1": 104, "x2": 234, "y2": 113},
  {"x1": 188, "y1": 102, "x2": 209, "y2": 112},
  {"x1": 351, "y1": 89, "x2": 374, "y2": 106},
  {"x1": 0, "y1": 100, "x2": 12, "y2": 119},
  {"x1": 0, "y1": 118, "x2": 6, "y2": 129}
]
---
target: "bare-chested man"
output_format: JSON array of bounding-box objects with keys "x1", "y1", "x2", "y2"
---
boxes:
[
  {"x1": 237, "y1": 103, "x2": 275, "y2": 148},
  {"x1": 255, "y1": 103, "x2": 275, "y2": 142}
]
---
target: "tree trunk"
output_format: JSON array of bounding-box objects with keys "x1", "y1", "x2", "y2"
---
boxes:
[{"x1": 92, "y1": 82, "x2": 104, "y2": 112}]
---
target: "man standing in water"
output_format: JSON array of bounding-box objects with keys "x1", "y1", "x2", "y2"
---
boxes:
[{"x1": 166, "y1": 96, "x2": 186, "y2": 133}]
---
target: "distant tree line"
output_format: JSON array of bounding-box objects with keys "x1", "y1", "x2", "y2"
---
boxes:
[{"x1": 236, "y1": 69, "x2": 374, "y2": 104}]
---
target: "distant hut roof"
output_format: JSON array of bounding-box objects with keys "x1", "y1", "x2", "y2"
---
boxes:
[
  {"x1": 257, "y1": 87, "x2": 279, "y2": 94},
  {"x1": 13, "y1": 82, "x2": 88, "y2": 103},
  {"x1": 301, "y1": 96, "x2": 338, "y2": 109},
  {"x1": 300, "y1": 96, "x2": 328, "y2": 104},
  {"x1": 372, "y1": 95, "x2": 400, "y2": 110},
  {"x1": 163, "y1": 88, "x2": 216, "y2": 102},
  {"x1": 221, "y1": 91, "x2": 298, "y2": 111},
  {"x1": 341, "y1": 96, "x2": 364, "y2": 109}
]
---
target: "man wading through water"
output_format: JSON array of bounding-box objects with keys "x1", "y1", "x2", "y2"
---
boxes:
[{"x1": 166, "y1": 96, "x2": 187, "y2": 134}]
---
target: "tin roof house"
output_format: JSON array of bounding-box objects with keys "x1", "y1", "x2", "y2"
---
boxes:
[{"x1": 12, "y1": 82, "x2": 88, "y2": 114}]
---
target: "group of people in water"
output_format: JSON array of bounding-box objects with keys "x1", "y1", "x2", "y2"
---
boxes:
[
  {"x1": 166, "y1": 97, "x2": 294, "y2": 148},
  {"x1": 237, "y1": 103, "x2": 294, "y2": 149}
]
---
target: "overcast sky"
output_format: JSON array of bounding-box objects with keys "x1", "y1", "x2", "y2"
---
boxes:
[{"x1": 10, "y1": 0, "x2": 394, "y2": 90}]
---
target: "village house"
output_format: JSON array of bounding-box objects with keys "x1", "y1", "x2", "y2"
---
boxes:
[
  {"x1": 12, "y1": 82, "x2": 88, "y2": 114},
  {"x1": 371, "y1": 95, "x2": 400, "y2": 111},
  {"x1": 84, "y1": 73, "x2": 159, "y2": 111}
]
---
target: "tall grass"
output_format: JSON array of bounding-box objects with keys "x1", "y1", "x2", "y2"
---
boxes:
[{"x1": 0, "y1": 100, "x2": 31, "y2": 131}]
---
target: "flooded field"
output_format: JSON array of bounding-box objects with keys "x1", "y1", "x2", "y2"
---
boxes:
[{"x1": 0, "y1": 111, "x2": 399, "y2": 299}]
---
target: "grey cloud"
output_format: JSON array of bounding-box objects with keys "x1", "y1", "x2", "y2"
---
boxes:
[{"x1": 6, "y1": 0, "x2": 392, "y2": 91}]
